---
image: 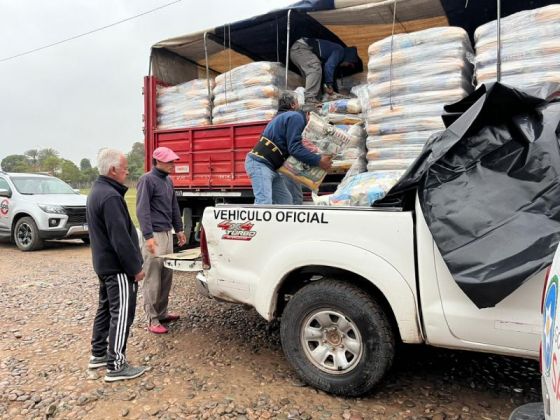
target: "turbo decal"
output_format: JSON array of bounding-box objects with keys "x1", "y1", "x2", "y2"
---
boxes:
[
  {"x1": 218, "y1": 220, "x2": 257, "y2": 241},
  {"x1": 0, "y1": 199, "x2": 9, "y2": 216},
  {"x1": 544, "y1": 275, "x2": 558, "y2": 376}
]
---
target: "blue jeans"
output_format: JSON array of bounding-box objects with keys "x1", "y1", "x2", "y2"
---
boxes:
[
  {"x1": 282, "y1": 175, "x2": 303, "y2": 205},
  {"x1": 245, "y1": 155, "x2": 293, "y2": 205}
]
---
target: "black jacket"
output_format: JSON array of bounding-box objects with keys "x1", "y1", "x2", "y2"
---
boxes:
[{"x1": 86, "y1": 176, "x2": 143, "y2": 277}]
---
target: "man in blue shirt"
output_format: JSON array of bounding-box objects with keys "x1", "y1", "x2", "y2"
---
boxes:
[
  {"x1": 245, "y1": 92, "x2": 332, "y2": 204},
  {"x1": 290, "y1": 37, "x2": 362, "y2": 107}
]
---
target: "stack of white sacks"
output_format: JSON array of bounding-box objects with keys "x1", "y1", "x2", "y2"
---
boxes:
[
  {"x1": 156, "y1": 79, "x2": 213, "y2": 129},
  {"x1": 474, "y1": 5, "x2": 560, "y2": 92},
  {"x1": 212, "y1": 62, "x2": 302, "y2": 125},
  {"x1": 365, "y1": 27, "x2": 474, "y2": 176}
]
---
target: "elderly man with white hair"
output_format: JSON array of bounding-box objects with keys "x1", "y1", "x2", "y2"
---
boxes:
[{"x1": 86, "y1": 148, "x2": 147, "y2": 382}]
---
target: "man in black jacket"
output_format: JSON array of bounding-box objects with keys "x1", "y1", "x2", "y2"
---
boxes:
[{"x1": 86, "y1": 148, "x2": 146, "y2": 382}]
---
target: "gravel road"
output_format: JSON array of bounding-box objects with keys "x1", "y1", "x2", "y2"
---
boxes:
[{"x1": 0, "y1": 240, "x2": 541, "y2": 419}]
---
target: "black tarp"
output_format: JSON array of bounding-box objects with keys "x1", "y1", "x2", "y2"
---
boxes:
[
  {"x1": 375, "y1": 83, "x2": 560, "y2": 308},
  {"x1": 212, "y1": 9, "x2": 347, "y2": 74}
]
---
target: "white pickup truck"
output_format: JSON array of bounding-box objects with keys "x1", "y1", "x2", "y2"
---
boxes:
[{"x1": 167, "y1": 197, "x2": 544, "y2": 397}]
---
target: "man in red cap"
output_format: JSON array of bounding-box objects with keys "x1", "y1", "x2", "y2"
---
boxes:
[{"x1": 136, "y1": 146, "x2": 187, "y2": 334}]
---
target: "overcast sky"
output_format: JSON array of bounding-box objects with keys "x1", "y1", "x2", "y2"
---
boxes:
[{"x1": 0, "y1": 0, "x2": 292, "y2": 167}]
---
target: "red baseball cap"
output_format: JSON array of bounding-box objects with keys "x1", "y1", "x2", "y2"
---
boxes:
[{"x1": 153, "y1": 146, "x2": 179, "y2": 163}]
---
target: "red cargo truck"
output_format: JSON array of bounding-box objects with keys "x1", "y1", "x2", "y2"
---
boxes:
[{"x1": 142, "y1": 6, "x2": 365, "y2": 245}]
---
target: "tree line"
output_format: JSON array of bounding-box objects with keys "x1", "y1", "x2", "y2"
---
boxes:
[{"x1": 0, "y1": 142, "x2": 145, "y2": 187}]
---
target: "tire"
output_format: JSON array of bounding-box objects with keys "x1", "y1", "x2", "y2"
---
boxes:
[
  {"x1": 81, "y1": 237, "x2": 90, "y2": 245},
  {"x1": 14, "y1": 217, "x2": 44, "y2": 251},
  {"x1": 280, "y1": 279, "x2": 395, "y2": 397}
]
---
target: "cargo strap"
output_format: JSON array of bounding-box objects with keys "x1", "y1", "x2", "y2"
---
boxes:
[{"x1": 249, "y1": 136, "x2": 285, "y2": 170}]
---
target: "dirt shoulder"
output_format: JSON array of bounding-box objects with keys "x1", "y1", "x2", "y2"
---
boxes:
[{"x1": 0, "y1": 241, "x2": 540, "y2": 419}]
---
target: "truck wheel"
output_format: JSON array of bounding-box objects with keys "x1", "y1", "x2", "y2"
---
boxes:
[
  {"x1": 280, "y1": 279, "x2": 394, "y2": 397},
  {"x1": 14, "y1": 217, "x2": 44, "y2": 251}
]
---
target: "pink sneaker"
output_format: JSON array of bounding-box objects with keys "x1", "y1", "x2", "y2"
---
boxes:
[
  {"x1": 160, "y1": 313, "x2": 180, "y2": 323},
  {"x1": 148, "y1": 324, "x2": 168, "y2": 334}
]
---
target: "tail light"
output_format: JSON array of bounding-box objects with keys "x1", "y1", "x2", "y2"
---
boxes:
[
  {"x1": 200, "y1": 226, "x2": 211, "y2": 269},
  {"x1": 541, "y1": 266, "x2": 552, "y2": 313}
]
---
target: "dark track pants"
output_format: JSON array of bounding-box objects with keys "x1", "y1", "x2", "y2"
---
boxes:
[{"x1": 91, "y1": 273, "x2": 137, "y2": 371}]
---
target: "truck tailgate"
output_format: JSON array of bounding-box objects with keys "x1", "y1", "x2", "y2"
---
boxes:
[{"x1": 161, "y1": 247, "x2": 202, "y2": 272}]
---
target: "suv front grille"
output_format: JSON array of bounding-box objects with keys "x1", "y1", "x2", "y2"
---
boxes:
[{"x1": 63, "y1": 206, "x2": 87, "y2": 225}]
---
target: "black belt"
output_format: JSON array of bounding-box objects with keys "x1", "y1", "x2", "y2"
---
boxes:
[{"x1": 249, "y1": 136, "x2": 285, "y2": 170}]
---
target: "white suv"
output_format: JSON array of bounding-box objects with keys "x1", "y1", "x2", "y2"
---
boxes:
[{"x1": 0, "y1": 171, "x2": 89, "y2": 251}]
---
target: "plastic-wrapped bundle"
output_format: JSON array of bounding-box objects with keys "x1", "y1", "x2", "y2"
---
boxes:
[
  {"x1": 351, "y1": 84, "x2": 369, "y2": 115},
  {"x1": 367, "y1": 158, "x2": 415, "y2": 171},
  {"x1": 157, "y1": 117, "x2": 212, "y2": 130},
  {"x1": 214, "y1": 85, "x2": 279, "y2": 107},
  {"x1": 157, "y1": 79, "x2": 211, "y2": 98},
  {"x1": 157, "y1": 105, "x2": 212, "y2": 129},
  {"x1": 369, "y1": 88, "x2": 469, "y2": 108},
  {"x1": 366, "y1": 131, "x2": 438, "y2": 148},
  {"x1": 324, "y1": 113, "x2": 364, "y2": 125},
  {"x1": 474, "y1": 5, "x2": 560, "y2": 91},
  {"x1": 343, "y1": 125, "x2": 367, "y2": 147},
  {"x1": 368, "y1": 46, "x2": 470, "y2": 75},
  {"x1": 314, "y1": 170, "x2": 404, "y2": 207},
  {"x1": 332, "y1": 124, "x2": 367, "y2": 169},
  {"x1": 366, "y1": 145, "x2": 424, "y2": 161},
  {"x1": 477, "y1": 54, "x2": 560, "y2": 82},
  {"x1": 215, "y1": 62, "x2": 301, "y2": 86},
  {"x1": 342, "y1": 156, "x2": 367, "y2": 178},
  {"x1": 367, "y1": 104, "x2": 445, "y2": 124},
  {"x1": 321, "y1": 98, "x2": 362, "y2": 114},
  {"x1": 368, "y1": 74, "x2": 471, "y2": 99},
  {"x1": 213, "y1": 74, "x2": 302, "y2": 96},
  {"x1": 368, "y1": 57, "x2": 471, "y2": 84},
  {"x1": 215, "y1": 62, "x2": 279, "y2": 83},
  {"x1": 365, "y1": 131, "x2": 437, "y2": 171},
  {"x1": 279, "y1": 113, "x2": 352, "y2": 190},
  {"x1": 213, "y1": 62, "x2": 302, "y2": 125},
  {"x1": 214, "y1": 62, "x2": 302, "y2": 94},
  {"x1": 368, "y1": 27, "x2": 470, "y2": 56},
  {"x1": 475, "y1": 24, "x2": 560, "y2": 55},
  {"x1": 294, "y1": 87, "x2": 305, "y2": 107},
  {"x1": 212, "y1": 98, "x2": 278, "y2": 118},
  {"x1": 474, "y1": 5, "x2": 560, "y2": 42},
  {"x1": 212, "y1": 109, "x2": 278, "y2": 126},
  {"x1": 475, "y1": 40, "x2": 560, "y2": 69},
  {"x1": 156, "y1": 79, "x2": 213, "y2": 129},
  {"x1": 367, "y1": 116, "x2": 445, "y2": 136}
]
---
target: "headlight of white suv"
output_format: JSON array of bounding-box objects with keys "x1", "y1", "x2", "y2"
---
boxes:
[{"x1": 38, "y1": 204, "x2": 66, "y2": 214}]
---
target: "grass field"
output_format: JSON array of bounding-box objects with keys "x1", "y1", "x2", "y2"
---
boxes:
[{"x1": 80, "y1": 187, "x2": 138, "y2": 227}]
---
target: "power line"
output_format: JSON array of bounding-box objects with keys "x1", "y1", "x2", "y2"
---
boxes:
[{"x1": 0, "y1": 0, "x2": 183, "y2": 63}]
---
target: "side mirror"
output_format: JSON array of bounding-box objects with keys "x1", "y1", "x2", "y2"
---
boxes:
[
  {"x1": 73, "y1": 189, "x2": 80, "y2": 194},
  {"x1": 0, "y1": 188, "x2": 11, "y2": 198}
]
